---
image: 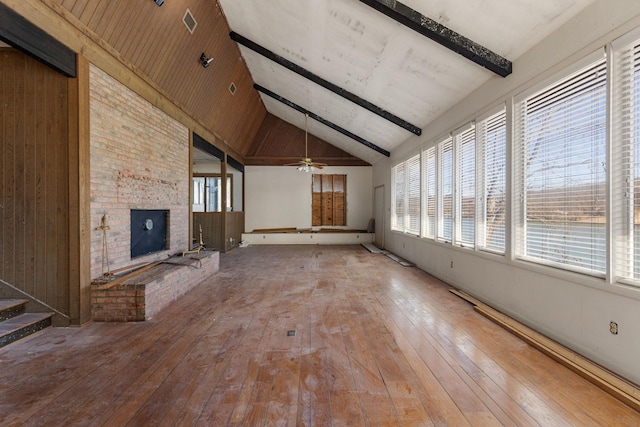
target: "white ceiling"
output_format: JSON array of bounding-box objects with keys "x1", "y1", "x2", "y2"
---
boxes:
[{"x1": 217, "y1": 0, "x2": 596, "y2": 164}]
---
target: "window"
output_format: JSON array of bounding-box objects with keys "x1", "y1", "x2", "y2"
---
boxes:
[
  {"x1": 392, "y1": 163, "x2": 406, "y2": 231},
  {"x1": 391, "y1": 155, "x2": 420, "y2": 234},
  {"x1": 192, "y1": 175, "x2": 231, "y2": 212},
  {"x1": 422, "y1": 147, "x2": 437, "y2": 238},
  {"x1": 478, "y1": 108, "x2": 507, "y2": 253},
  {"x1": 613, "y1": 32, "x2": 640, "y2": 283},
  {"x1": 407, "y1": 155, "x2": 421, "y2": 234},
  {"x1": 438, "y1": 137, "x2": 454, "y2": 242},
  {"x1": 454, "y1": 125, "x2": 476, "y2": 247},
  {"x1": 312, "y1": 174, "x2": 346, "y2": 226},
  {"x1": 515, "y1": 52, "x2": 607, "y2": 274}
]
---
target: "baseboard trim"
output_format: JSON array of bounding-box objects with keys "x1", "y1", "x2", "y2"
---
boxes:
[{"x1": 450, "y1": 288, "x2": 640, "y2": 412}]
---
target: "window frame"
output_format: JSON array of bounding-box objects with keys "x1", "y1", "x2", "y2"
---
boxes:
[{"x1": 513, "y1": 49, "x2": 608, "y2": 277}]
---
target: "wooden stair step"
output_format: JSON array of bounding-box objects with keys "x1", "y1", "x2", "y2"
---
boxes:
[
  {"x1": 0, "y1": 312, "x2": 54, "y2": 348},
  {"x1": 0, "y1": 299, "x2": 29, "y2": 321}
]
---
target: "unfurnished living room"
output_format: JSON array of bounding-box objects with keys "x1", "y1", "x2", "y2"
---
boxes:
[{"x1": 1, "y1": 0, "x2": 640, "y2": 425}]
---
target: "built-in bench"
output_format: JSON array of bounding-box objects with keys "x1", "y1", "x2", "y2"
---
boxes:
[
  {"x1": 91, "y1": 251, "x2": 219, "y2": 322},
  {"x1": 241, "y1": 227, "x2": 373, "y2": 246}
]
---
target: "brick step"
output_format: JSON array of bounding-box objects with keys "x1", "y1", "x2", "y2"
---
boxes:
[
  {"x1": 0, "y1": 312, "x2": 54, "y2": 348},
  {"x1": 0, "y1": 299, "x2": 28, "y2": 321}
]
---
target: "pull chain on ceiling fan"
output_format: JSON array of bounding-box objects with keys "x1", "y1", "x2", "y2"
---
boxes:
[{"x1": 285, "y1": 113, "x2": 327, "y2": 172}]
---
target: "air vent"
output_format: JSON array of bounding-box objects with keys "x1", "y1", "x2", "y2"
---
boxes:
[
  {"x1": 229, "y1": 82, "x2": 236, "y2": 95},
  {"x1": 183, "y1": 9, "x2": 197, "y2": 34}
]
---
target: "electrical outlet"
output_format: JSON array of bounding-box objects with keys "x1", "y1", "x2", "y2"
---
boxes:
[
  {"x1": 610, "y1": 321, "x2": 619, "y2": 335},
  {"x1": 450, "y1": 260, "x2": 454, "y2": 269}
]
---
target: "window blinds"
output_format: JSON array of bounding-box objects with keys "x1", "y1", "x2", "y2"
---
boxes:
[
  {"x1": 455, "y1": 126, "x2": 476, "y2": 247},
  {"x1": 392, "y1": 163, "x2": 405, "y2": 231},
  {"x1": 613, "y1": 34, "x2": 640, "y2": 282},
  {"x1": 439, "y1": 138, "x2": 454, "y2": 242},
  {"x1": 423, "y1": 147, "x2": 437, "y2": 238},
  {"x1": 407, "y1": 154, "x2": 421, "y2": 235},
  {"x1": 478, "y1": 109, "x2": 507, "y2": 253},
  {"x1": 515, "y1": 54, "x2": 607, "y2": 273}
]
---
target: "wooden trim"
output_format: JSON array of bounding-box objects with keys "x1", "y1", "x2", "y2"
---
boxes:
[
  {"x1": 94, "y1": 262, "x2": 163, "y2": 290},
  {"x1": 450, "y1": 288, "x2": 640, "y2": 412},
  {"x1": 67, "y1": 54, "x2": 91, "y2": 325},
  {"x1": 0, "y1": 2, "x2": 76, "y2": 77}
]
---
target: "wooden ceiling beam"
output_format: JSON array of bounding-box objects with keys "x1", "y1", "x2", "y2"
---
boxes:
[
  {"x1": 359, "y1": 0, "x2": 512, "y2": 77},
  {"x1": 230, "y1": 31, "x2": 421, "y2": 136},
  {"x1": 254, "y1": 84, "x2": 391, "y2": 157}
]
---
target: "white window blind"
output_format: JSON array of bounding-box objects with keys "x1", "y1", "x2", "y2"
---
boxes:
[
  {"x1": 438, "y1": 137, "x2": 454, "y2": 242},
  {"x1": 392, "y1": 163, "x2": 405, "y2": 231},
  {"x1": 407, "y1": 154, "x2": 421, "y2": 235},
  {"x1": 613, "y1": 33, "x2": 640, "y2": 284},
  {"x1": 515, "y1": 54, "x2": 607, "y2": 274},
  {"x1": 454, "y1": 125, "x2": 476, "y2": 247},
  {"x1": 422, "y1": 147, "x2": 437, "y2": 238},
  {"x1": 478, "y1": 109, "x2": 507, "y2": 253}
]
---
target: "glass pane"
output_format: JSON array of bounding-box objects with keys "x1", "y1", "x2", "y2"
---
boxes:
[
  {"x1": 192, "y1": 177, "x2": 205, "y2": 212},
  {"x1": 522, "y1": 59, "x2": 607, "y2": 273},
  {"x1": 206, "y1": 176, "x2": 221, "y2": 212}
]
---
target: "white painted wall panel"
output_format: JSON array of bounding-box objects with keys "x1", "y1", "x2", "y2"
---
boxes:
[{"x1": 245, "y1": 166, "x2": 372, "y2": 232}]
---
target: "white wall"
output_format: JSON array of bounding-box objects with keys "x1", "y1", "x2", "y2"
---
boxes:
[
  {"x1": 374, "y1": 0, "x2": 640, "y2": 385},
  {"x1": 245, "y1": 166, "x2": 372, "y2": 232}
]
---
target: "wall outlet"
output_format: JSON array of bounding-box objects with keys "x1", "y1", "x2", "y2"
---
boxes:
[
  {"x1": 450, "y1": 260, "x2": 454, "y2": 268},
  {"x1": 610, "y1": 321, "x2": 619, "y2": 335}
]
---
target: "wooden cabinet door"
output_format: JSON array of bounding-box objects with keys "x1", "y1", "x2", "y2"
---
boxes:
[
  {"x1": 312, "y1": 174, "x2": 346, "y2": 226},
  {"x1": 312, "y1": 174, "x2": 322, "y2": 226}
]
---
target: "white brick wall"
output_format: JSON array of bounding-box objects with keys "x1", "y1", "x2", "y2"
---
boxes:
[{"x1": 89, "y1": 65, "x2": 190, "y2": 279}]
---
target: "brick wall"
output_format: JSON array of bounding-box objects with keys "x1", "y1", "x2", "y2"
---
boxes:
[
  {"x1": 91, "y1": 251, "x2": 219, "y2": 322},
  {"x1": 90, "y1": 65, "x2": 190, "y2": 279}
]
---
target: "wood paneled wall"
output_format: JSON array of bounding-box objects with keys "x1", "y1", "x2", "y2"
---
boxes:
[
  {"x1": 225, "y1": 211, "x2": 244, "y2": 251},
  {"x1": 193, "y1": 212, "x2": 224, "y2": 252},
  {"x1": 56, "y1": 0, "x2": 266, "y2": 157},
  {"x1": 246, "y1": 113, "x2": 371, "y2": 166},
  {"x1": 0, "y1": 49, "x2": 70, "y2": 315}
]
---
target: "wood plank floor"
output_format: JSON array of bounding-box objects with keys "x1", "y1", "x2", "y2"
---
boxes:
[{"x1": 1, "y1": 245, "x2": 638, "y2": 426}]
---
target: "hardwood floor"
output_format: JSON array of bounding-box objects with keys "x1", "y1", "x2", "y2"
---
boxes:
[{"x1": 0, "y1": 245, "x2": 638, "y2": 426}]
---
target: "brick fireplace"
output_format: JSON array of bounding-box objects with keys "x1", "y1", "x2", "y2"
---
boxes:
[{"x1": 88, "y1": 65, "x2": 212, "y2": 321}]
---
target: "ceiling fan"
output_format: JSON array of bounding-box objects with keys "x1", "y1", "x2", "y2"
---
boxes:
[{"x1": 286, "y1": 113, "x2": 326, "y2": 171}]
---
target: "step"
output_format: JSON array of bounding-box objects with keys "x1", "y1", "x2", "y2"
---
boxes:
[
  {"x1": 0, "y1": 312, "x2": 54, "y2": 348},
  {"x1": 0, "y1": 299, "x2": 28, "y2": 321}
]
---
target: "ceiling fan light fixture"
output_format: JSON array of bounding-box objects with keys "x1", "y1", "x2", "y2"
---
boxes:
[{"x1": 286, "y1": 112, "x2": 327, "y2": 171}]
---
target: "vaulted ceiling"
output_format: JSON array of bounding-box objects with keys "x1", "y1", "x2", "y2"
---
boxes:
[
  {"x1": 220, "y1": 0, "x2": 597, "y2": 165},
  {"x1": 17, "y1": 0, "x2": 599, "y2": 168}
]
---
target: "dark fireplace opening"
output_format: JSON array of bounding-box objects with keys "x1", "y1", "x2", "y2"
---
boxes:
[{"x1": 131, "y1": 209, "x2": 168, "y2": 258}]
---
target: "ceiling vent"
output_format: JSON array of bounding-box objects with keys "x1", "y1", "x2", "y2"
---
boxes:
[
  {"x1": 229, "y1": 82, "x2": 236, "y2": 95},
  {"x1": 183, "y1": 9, "x2": 197, "y2": 34}
]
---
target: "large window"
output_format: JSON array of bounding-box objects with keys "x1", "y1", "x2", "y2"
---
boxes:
[
  {"x1": 613, "y1": 32, "x2": 640, "y2": 282},
  {"x1": 422, "y1": 147, "x2": 437, "y2": 238},
  {"x1": 478, "y1": 108, "x2": 507, "y2": 253},
  {"x1": 392, "y1": 162, "x2": 406, "y2": 231},
  {"x1": 515, "y1": 52, "x2": 607, "y2": 274},
  {"x1": 454, "y1": 125, "x2": 476, "y2": 247},
  {"x1": 438, "y1": 138, "x2": 454, "y2": 242},
  {"x1": 391, "y1": 155, "x2": 420, "y2": 234}
]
